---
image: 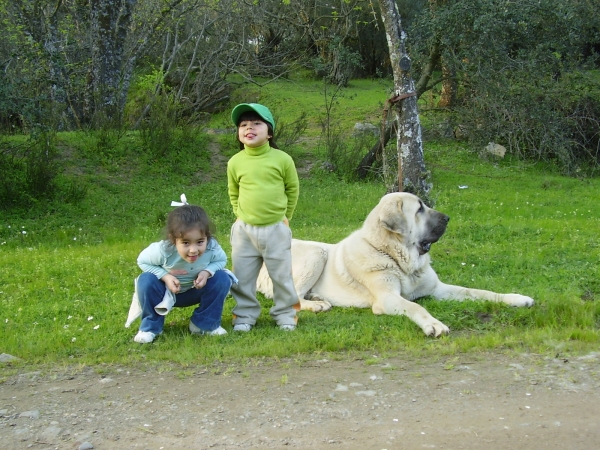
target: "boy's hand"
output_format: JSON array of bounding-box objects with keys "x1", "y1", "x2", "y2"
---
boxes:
[
  {"x1": 194, "y1": 270, "x2": 210, "y2": 289},
  {"x1": 283, "y1": 217, "x2": 289, "y2": 227},
  {"x1": 161, "y1": 274, "x2": 181, "y2": 294}
]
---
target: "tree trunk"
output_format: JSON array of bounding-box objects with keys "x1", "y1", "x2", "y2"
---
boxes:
[
  {"x1": 89, "y1": 0, "x2": 137, "y2": 124},
  {"x1": 377, "y1": 0, "x2": 431, "y2": 197},
  {"x1": 356, "y1": 121, "x2": 396, "y2": 179},
  {"x1": 438, "y1": 60, "x2": 456, "y2": 108}
]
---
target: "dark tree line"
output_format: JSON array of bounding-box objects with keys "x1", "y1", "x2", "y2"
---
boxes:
[{"x1": 1, "y1": 0, "x2": 599, "y2": 173}]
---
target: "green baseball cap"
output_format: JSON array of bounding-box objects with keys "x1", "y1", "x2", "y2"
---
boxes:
[{"x1": 231, "y1": 103, "x2": 276, "y2": 132}]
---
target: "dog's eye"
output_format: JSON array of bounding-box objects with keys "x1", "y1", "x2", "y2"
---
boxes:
[{"x1": 418, "y1": 202, "x2": 425, "y2": 213}]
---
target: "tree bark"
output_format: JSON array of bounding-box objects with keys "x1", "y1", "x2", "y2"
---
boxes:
[
  {"x1": 377, "y1": 0, "x2": 431, "y2": 196},
  {"x1": 356, "y1": 121, "x2": 396, "y2": 179},
  {"x1": 438, "y1": 59, "x2": 457, "y2": 108},
  {"x1": 90, "y1": 0, "x2": 137, "y2": 124}
]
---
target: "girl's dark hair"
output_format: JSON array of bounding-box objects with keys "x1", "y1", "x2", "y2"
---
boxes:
[
  {"x1": 236, "y1": 111, "x2": 279, "y2": 150},
  {"x1": 165, "y1": 205, "x2": 215, "y2": 244}
]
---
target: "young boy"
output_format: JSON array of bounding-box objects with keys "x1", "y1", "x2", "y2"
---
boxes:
[{"x1": 227, "y1": 103, "x2": 300, "y2": 331}]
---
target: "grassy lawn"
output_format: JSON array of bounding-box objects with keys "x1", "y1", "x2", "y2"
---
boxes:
[{"x1": 1, "y1": 79, "x2": 599, "y2": 372}]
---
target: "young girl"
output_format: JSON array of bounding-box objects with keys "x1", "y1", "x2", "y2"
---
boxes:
[
  {"x1": 227, "y1": 103, "x2": 300, "y2": 331},
  {"x1": 130, "y1": 201, "x2": 232, "y2": 343}
]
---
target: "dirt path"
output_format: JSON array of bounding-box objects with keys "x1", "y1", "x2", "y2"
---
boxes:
[{"x1": 2, "y1": 352, "x2": 600, "y2": 450}]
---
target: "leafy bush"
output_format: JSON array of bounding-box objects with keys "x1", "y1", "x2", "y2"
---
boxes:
[
  {"x1": 0, "y1": 131, "x2": 60, "y2": 209},
  {"x1": 456, "y1": 72, "x2": 600, "y2": 175},
  {"x1": 411, "y1": 0, "x2": 600, "y2": 175}
]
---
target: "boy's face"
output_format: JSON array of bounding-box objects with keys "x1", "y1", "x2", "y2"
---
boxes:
[
  {"x1": 174, "y1": 229, "x2": 207, "y2": 264},
  {"x1": 238, "y1": 117, "x2": 271, "y2": 148}
]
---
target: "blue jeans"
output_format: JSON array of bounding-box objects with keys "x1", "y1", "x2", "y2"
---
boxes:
[{"x1": 137, "y1": 270, "x2": 231, "y2": 335}]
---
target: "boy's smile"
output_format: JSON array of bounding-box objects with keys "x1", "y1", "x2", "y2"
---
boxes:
[{"x1": 238, "y1": 119, "x2": 271, "y2": 148}]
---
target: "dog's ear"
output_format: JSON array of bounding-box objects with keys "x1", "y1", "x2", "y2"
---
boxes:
[{"x1": 379, "y1": 198, "x2": 408, "y2": 234}]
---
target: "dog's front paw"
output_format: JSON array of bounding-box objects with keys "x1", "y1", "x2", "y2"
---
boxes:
[
  {"x1": 504, "y1": 294, "x2": 534, "y2": 307},
  {"x1": 422, "y1": 319, "x2": 449, "y2": 337}
]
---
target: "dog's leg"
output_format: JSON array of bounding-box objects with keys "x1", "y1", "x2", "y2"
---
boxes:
[
  {"x1": 432, "y1": 283, "x2": 534, "y2": 307},
  {"x1": 367, "y1": 276, "x2": 449, "y2": 336},
  {"x1": 299, "y1": 294, "x2": 332, "y2": 312},
  {"x1": 291, "y1": 244, "x2": 332, "y2": 313}
]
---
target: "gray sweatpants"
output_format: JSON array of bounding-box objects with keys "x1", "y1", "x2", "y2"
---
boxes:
[{"x1": 230, "y1": 220, "x2": 299, "y2": 327}]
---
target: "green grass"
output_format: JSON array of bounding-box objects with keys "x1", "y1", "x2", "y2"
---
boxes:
[
  {"x1": 210, "y1": 76, "x2": 392, "y2": 136},
  {"x1": 1, "y1": 81, "x2": 600, "y2": 372}
]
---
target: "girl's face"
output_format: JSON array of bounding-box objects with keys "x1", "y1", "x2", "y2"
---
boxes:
[
  {"x1": 174, "y1": 229, "x2": 208, "y2": 263},
  {"x1": 238, "y1": 118, "x2": 271, "y2": 148}
]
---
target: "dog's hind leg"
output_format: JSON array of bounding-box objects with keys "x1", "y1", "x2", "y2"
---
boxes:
[
  {"x1": 300, "y1": 292, "x2": 332, "y2": 312},
  {"x1": 292, "y1": 244, "x2": 332, "y2": 313}
]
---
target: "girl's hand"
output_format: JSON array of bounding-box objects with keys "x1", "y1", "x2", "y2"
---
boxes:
[
  {"x1": 193, "y1": 270, "x2": 210, "y2": 289},
  {"x1": 283, "y1": 217, "x2": 289, "y2": 227},
  {"x1": 161, "y1": 274, "x2": 181, "y2": 294}
]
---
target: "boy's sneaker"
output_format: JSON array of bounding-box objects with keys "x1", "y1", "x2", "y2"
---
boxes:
[
  {"x1": 279, "y1": 324, "x2": 296, "y2": 331},
  {"x1": 233, "y1": 323, "x2": 253, "y2": 332},
  {"x1": 134, "y1": 331, "x2": 157, "y2": 344},
  {"x1": 189, "y1": 321, "x2": 227, "y2": 336}
]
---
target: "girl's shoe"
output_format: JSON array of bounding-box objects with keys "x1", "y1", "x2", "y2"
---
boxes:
[
  {"x1": 206, "y1": 326, "x2": 227, "y2": 336},
  {"x1": 279, "y1": 324, "x2": 296, "y2": 331},
  {"x1": 134, "y1": 331, "x2": 157, "y2": 343},
  {"x1": 189, "y1": 321, "x2": 228, "y2": 336}
]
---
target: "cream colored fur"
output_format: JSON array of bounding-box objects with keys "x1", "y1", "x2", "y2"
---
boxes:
[{"x1": 257, "y1": 192, "x2": 534, "y2": 336}]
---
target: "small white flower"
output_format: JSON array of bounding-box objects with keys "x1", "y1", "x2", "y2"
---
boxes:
[
  {"x1": 5, "y1": 319, "x2": 8, "y2": 323},
  {"x1": 72, "y1": 337, "x2": 76, "y2": 342},
  {"x1": 461, "y1": 262, "x2": 466, "y2": 266},
  {"x1": 93, "y1": 325, "x2": 100, "y2": 330},
  {"x1": 73, "y1": 237, "x2": 77, "y2": 241},
  {"x1": 22, "y1": 231, "x2": 27, "y2": 235},
  {"x1": 63, "y1": 324, "x2": 69, "y2": 329},
  {"x1": 1, "y1": 242, "x2": 5, "y2": 245},
  {"x1": 68, "y1": 315, "x2": 72, "y2": 319},
  {"x1": 79, "y1": 228, "x2": 82, "y2": 231},
  {"x1": 88, "y1": 316, "x2": 93, "y2": 321}
]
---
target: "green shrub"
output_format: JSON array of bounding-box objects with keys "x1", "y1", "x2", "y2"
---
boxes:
[
  {"x1": 0, "y1": 131, "x2": 60, "y2": 209},
  {"x1": 458, "y1": 72, "x2": 600, "y2": 175}
]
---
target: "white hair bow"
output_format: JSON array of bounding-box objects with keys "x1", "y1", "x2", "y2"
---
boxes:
[{"x1": 170, "y1": 193, "x2": 189, "y2": 206}]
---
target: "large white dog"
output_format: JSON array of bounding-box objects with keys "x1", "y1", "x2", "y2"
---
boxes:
[{"x1": 257, "y1": 192, "x2": 534, "y2": 336}]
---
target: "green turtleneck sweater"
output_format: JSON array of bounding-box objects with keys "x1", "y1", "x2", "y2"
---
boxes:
[{"x1": 227, "y1": 142, "x2": 300, "y2": 226}]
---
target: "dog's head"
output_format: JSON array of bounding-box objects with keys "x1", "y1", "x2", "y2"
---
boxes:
[{"x1": 374, "y1": 192, "x2": 449, "y2": 255}]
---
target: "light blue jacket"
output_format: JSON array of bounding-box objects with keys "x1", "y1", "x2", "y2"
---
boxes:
[{"x1": 137, "y1": 238, "x2": 227, "y2": 293}]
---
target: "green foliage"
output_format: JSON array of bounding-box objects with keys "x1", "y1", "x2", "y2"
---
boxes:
[
  {"x1": 411, "y1": 0, "x2": 600, "y2": 174},
  {"x1": 0, "y1": 131, "x2": 61, "y2": 209},
  {"x1": 456, "y1": 70, "x2": 600, "y2": 176},
  {"x1": 311, "y1": 36, "x2": 364, "y2": 86}
]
